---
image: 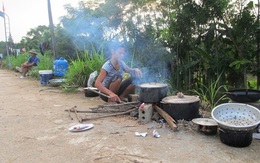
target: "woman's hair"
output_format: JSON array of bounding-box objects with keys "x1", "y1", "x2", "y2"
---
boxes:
[
  {"x1": 104, "y1": 41, "x2": 125, "y2": 58},
  {"x1": 109, "y1": 41, "x2": 125, "y2": 51}
]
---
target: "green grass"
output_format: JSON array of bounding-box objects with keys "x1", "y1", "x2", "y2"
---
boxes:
[{"x1": 64, "y1": 48, "x2": 104, "y2": 87}]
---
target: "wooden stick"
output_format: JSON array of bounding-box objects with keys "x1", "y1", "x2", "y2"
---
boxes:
[
  {"x1": 153, "y1": 104, "x2": 177, "y2": 130},
  {"x1": 99, "y1": 101, "x2": 139, "y2": 107},
  {"x1": 81, "y1": 107, "x2": 137, "y2": 121},
  {"x1": 64, "y1": 109, "x2": 128, "y2": 113},
  {"x1": 71, "y1": 106, "x2": 82, "y2": 123},
  {"x1": 84, "y1": 87, "x2": 110, "y2": 98},
  {"x1": 66, "y1": 106, "x2": 77, "y2": 120},
  {"x1": 67, "y1": 108, "x2": 73, "y2": 120}
]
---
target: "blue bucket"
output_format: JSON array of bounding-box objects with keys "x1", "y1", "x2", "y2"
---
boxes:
[{"x1": 39, "y1": 70, "x2": 53, "y2": 85}]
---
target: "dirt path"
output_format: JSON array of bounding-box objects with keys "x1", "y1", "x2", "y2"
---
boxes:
[{"x1": 0, "y1": 69, "x2": 259, "y2": 163}]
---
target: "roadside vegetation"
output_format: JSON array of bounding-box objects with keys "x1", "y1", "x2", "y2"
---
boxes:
[{"x1": 0, "y1": 0, "x2": 259, "y2": 110}]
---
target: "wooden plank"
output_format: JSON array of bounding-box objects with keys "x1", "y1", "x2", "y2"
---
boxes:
[{"x1": 153, "y1": 104, "x2": 177, "y2": 130}]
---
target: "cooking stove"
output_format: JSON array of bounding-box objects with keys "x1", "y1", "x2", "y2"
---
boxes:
[
  {"x1": 138, "y1": 103, "x2": 154, "y2": 123},
  {"x1": 128, "y1": 94, "x2": 157, "y2": 123}
]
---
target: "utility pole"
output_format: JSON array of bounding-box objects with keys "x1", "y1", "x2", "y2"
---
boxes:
[
  {"x1": 47, "y1": 0, "x2": 57, "y2": 59},
  {"x1": 0, "y1": 11, "x2": 10, "y2": 68},
  {"x1": 257, "y1": 0, "x2": 260, "y2": 89}
]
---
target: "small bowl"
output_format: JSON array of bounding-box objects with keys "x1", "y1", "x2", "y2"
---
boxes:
[
  {"x1": 192, "y1": 118, "x2": 218, "y2": 135},
  {"x1": 84, "y1": 87, "x2": 99, "y2": 97},
  {"x1": 49, "y1": 79, "x2": 66, "y2": 87}
]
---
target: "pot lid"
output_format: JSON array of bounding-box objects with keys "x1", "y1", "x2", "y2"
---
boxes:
[
  {"x1": 161, "y1": 95, "x2": 200, "y2": 104},
  {"x1": 139, "y1": 83, "x2": 167, "y2": 88},
  {"x1": 192, "y1": 118, "x2": 218, "y2": 126}
]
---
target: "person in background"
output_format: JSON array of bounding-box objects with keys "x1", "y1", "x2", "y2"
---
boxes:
[
  {"x1": 39, "y1": 42, "x2": 45, "y2": 55},
  {"x1": 95, "y1": 42, "x2": 142, "y2": 103},
  {"x1": 16, "y1": 49, "x2": 40, "y2": 79},
  {"x1": 0, "y1": 55, "x2": 3, "y2": 68}
]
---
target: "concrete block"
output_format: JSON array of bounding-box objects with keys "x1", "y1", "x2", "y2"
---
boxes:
[{"x1": 138, "y1": 103, "x2": 153, "y2": 123}]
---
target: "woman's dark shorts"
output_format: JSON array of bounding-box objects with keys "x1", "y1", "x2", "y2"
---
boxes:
[{"x1": 100, "y1": 77, "x2": 134, "y2": 102}]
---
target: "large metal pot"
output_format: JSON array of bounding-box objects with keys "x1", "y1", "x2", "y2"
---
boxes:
[
  {"x1": 138, "y1": 83, "x2": 168, "y2": 103},
  {"x1": 160, "y1": 95, "x2": 200, "y2": 121}
]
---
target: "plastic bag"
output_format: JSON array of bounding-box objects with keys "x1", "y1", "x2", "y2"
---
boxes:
[{"x1": 87, "y1": 71, "x2": 98, "y2": 87}]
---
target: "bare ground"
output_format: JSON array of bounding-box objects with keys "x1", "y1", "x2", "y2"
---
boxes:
[{"x1": 0, "y1": 68, "x2": 259, "y2": 163}]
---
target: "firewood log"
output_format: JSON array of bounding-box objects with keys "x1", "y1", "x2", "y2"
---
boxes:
[{"x1": 153, "y1": 105, "x2": 177, "y2": 130}]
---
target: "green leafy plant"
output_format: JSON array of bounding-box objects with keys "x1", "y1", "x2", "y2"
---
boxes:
[
  {"x1": 247, "y1": 74, "x2": 257, "y2": 89},
  {"x1": 192, "y1": 74, "x2": 229, "y2": 110},
  {"x1": 7, "y1": 54, "x2": 29, "y2": 70},
  {"x1": 64, "y1": 47, "x2": 104, "y2": 88}
]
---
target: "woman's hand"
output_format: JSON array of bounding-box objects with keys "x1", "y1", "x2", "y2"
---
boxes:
[
  {"x1": 108, "y1": 93, "x2": 122, "y2": 103},
  {"x1": 134, "y1": 68, "x2": 142, "y2": 78}
]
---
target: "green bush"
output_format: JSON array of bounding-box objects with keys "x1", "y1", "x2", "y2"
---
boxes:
[
  {"x1": 7, "y1": 54, "x2": 29, "y2": 70},
  {"x1": 64, "y1": 48, "x2": 104, "y2": 87}
]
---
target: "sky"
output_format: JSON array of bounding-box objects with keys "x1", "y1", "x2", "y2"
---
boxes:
[
  {"x1": 0, "y1": 0, "x2": 80, "y2": 43},
  {"x1": 1, "y1": 0, "x2": 259, "y2": 43}
]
